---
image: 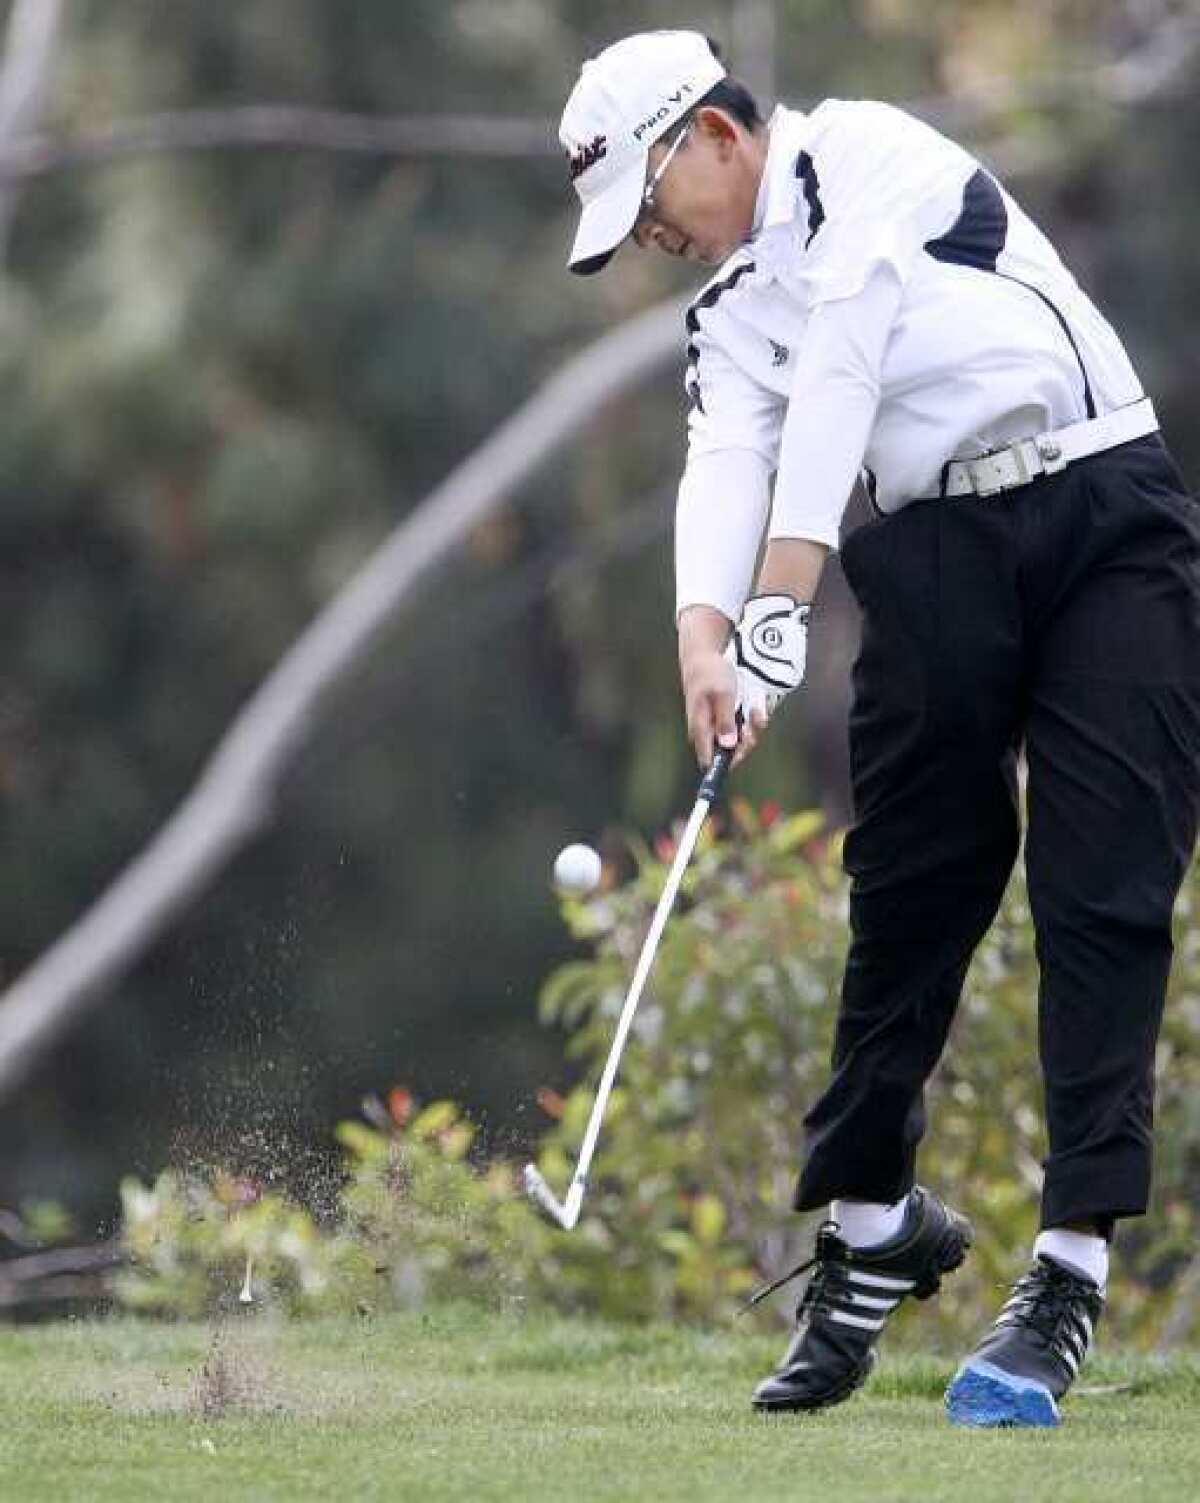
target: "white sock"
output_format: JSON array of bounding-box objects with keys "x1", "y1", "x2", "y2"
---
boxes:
[
  {"x1": 1034, "y1": 1228, "x2": 1108, "y2": 1290},
  {"x1": 831, "y1": 1194, "x2": 909, "y2": 1249}
]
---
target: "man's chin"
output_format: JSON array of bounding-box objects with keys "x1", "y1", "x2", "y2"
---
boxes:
[
  {"x1": 665, "y1": 238, "x2": 730, "y2": 269},
  {"x1": 695, "y1": 240, "x2": 737, "y2": 267}
]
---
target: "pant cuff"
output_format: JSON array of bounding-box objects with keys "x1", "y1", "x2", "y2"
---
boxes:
[
  {"x1": 793, "y1": 1165, "x2": 916, "y2": 1215},
  {"x1": 1040, "y1": 1146, "x2": 1150, "y2": 1232}
]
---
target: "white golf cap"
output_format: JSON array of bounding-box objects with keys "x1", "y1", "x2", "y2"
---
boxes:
[{"x1": 560, "y1": 31, "x2": 726, "y2": 275}]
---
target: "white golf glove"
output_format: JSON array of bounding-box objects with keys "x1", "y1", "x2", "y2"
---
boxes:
[{"x1": 724, "y1": 593, "x2": 810, "y2": 724}]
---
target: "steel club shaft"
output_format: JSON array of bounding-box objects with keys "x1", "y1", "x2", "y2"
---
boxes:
[{"x1": 524, "y1": 745, "x2": 733, "y2": 1228}]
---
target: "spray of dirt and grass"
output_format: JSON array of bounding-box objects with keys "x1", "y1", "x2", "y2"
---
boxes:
[{"x1": 2, "y1": 1303, "x2": 1200, "y2": 1503}]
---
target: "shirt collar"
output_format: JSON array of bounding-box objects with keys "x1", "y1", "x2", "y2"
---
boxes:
[{"x1": 751, "y1": 105, "x2": 811, "y2": 237}]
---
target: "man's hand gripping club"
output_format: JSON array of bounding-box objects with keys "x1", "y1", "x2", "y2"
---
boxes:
[
  {"x1": 677, "y1": 538, "x2": 827, "y2": 767},
  {"x1": 679, "y1": 593, "x2": 810, "y2": 768}
]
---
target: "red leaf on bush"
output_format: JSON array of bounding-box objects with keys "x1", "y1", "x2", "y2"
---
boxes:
[
  {"x1": 536, "y1": 1087, "x2": 566, "y2": 1120},
  {"x1": 387, "y1": 1086, "x2": 414, "y2": 1127},
  {"x1": 759, "y1": 800, "x2": 782, "y2": 829}
]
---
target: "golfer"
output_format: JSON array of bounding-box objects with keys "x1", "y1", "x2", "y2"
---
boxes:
[{"x1": 560, "y1": 31, "x2": 1200, "y2": 1427}]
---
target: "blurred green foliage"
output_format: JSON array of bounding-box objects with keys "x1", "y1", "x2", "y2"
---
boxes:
[
  {"x1": 530, "y1": 804, "x2": 1200, "y2": 1347},
  {"x1": 118, "y1": 811, "x2": 1200, "y2": 1348},
  {"x1": 0, "y1": 2, "x2": 1197, "y2": 1233},
  {"x1": 118, "y1": 1167, "x2": 348, "y2": 1316}
]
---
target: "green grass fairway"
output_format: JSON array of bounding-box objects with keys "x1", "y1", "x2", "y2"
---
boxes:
[{"x1": 2, "y1": 1305, "x2": 1198, "y2": 1502}]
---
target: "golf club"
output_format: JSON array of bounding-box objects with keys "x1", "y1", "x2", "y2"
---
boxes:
[{"x1": 524, "y1": 742, "x2": 735, "y2": 1230}]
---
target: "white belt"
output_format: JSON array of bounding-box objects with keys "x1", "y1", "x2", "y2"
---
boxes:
[{"x1": 935, "y1": 398, "x2": 1159, "y2": 499}]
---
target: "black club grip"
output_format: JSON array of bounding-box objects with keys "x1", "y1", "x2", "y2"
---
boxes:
[{"x1": 698, "y1": 743, "x2": 735, "y2": 804}]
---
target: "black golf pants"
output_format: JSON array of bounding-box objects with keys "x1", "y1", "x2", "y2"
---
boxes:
[{"x1": 795, "y1": 436, "x2": 1200, "y2": 1230}]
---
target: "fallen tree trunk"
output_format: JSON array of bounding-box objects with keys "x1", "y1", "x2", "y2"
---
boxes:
[{"x1": 0, "y1": 1239, "x2": 123, "y2": 1309}]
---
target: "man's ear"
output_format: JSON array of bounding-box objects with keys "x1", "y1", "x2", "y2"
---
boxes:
[{"x1": 693, "y1": 105, "x2": 741, "y2": 154}]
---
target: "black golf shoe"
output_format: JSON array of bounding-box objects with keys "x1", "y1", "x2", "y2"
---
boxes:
[
  {"x1": 750, "y1": 1186, "x2": 974, "y2": 1413},
  {"x1": 945, "y1": 1254, "x2": 1104, "y2": 1428}
]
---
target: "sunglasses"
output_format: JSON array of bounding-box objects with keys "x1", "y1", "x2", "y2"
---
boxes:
[{"x1": 640, "y1": 123, "x2": 692, "y2": 219}]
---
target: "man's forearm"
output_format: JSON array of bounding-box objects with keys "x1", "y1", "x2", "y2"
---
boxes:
[
  {"x1": 756, "y1": 537, "x2": 829, "y2": 603},
  {"x1": 676, "y1": 541, "x2": 825, "y2": 766},
  {"x1": 677, "y1": 603, "x2": 732, "y2": 665},
  {"x1": 677, "y1": 538, "x2": 827, "y2": 664}
]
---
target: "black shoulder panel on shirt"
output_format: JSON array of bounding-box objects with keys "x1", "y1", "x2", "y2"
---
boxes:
[
  {"x1": 924, "y1": 167, "x2": 1007, "y2": 271},
  {"x1": 684, "y1": 261, "x2": 757, "y2": 414},
  {"x1": 795, "y1": 151, "x2": 826, "y2": 249},
  {"x1": 925, "y1": 167, "x2": 1096, "y2": 418}
]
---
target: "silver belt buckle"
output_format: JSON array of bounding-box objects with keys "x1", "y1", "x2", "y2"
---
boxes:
[
  {"x1": 966, "y1": 439, "x2": 1040, "y2": 498},
  {"x1": 967, "y1": 455, "x2": 1004, "y2": 498}
]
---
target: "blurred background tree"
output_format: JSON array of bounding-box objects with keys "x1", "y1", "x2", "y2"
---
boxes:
[{"x1": 0, "y1": 0, "x2": 1196, "y2": 1235}]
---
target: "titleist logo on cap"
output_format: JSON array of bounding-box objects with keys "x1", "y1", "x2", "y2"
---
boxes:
[{"x1": 569, "y1": 134, "x2": 607, "y2": 180}]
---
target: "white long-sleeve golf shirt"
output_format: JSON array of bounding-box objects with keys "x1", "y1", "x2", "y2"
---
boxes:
[{"x1": 674, "y1": 101, "x2": 1144, "y2": 620}]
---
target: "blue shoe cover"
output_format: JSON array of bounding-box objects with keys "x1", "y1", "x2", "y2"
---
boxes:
[{"x1": 945, "y1": 1359, "x2": 1061, "y2": 1428}]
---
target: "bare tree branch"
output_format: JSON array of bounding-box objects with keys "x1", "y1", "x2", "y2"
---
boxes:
[
  {"x1": 0, "y1": 10, "x2": 1195, "y2": 188},
  {"x1": 1100, "y1": 9, "x2": 1200, "y2": 102},
  {"x1": 0, "y1": 106, "x2": 558, "y2": 182},
  {"x1": 0, "y1": 0, "x2": 64, "y2": 251},
  {"x1": 907, "y1": 11, "x2": 1200, "y2": 124},
  {"x1": 0, "y1": 298, "x2": 685, "y2": 1101}
]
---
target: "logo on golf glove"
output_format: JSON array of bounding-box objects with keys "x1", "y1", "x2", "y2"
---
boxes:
[{"x1": 725, "y1": 594, "x2": 809, "y2": 721}]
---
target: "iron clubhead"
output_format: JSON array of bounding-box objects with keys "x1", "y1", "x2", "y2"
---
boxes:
[{"x1": 523, "y1": 1163, "x2": 581, "y2": 1230}]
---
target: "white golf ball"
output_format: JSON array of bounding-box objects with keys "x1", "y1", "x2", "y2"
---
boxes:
[{"x1": 553, "y1": 842, "x2": 602, "y2": 894}]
